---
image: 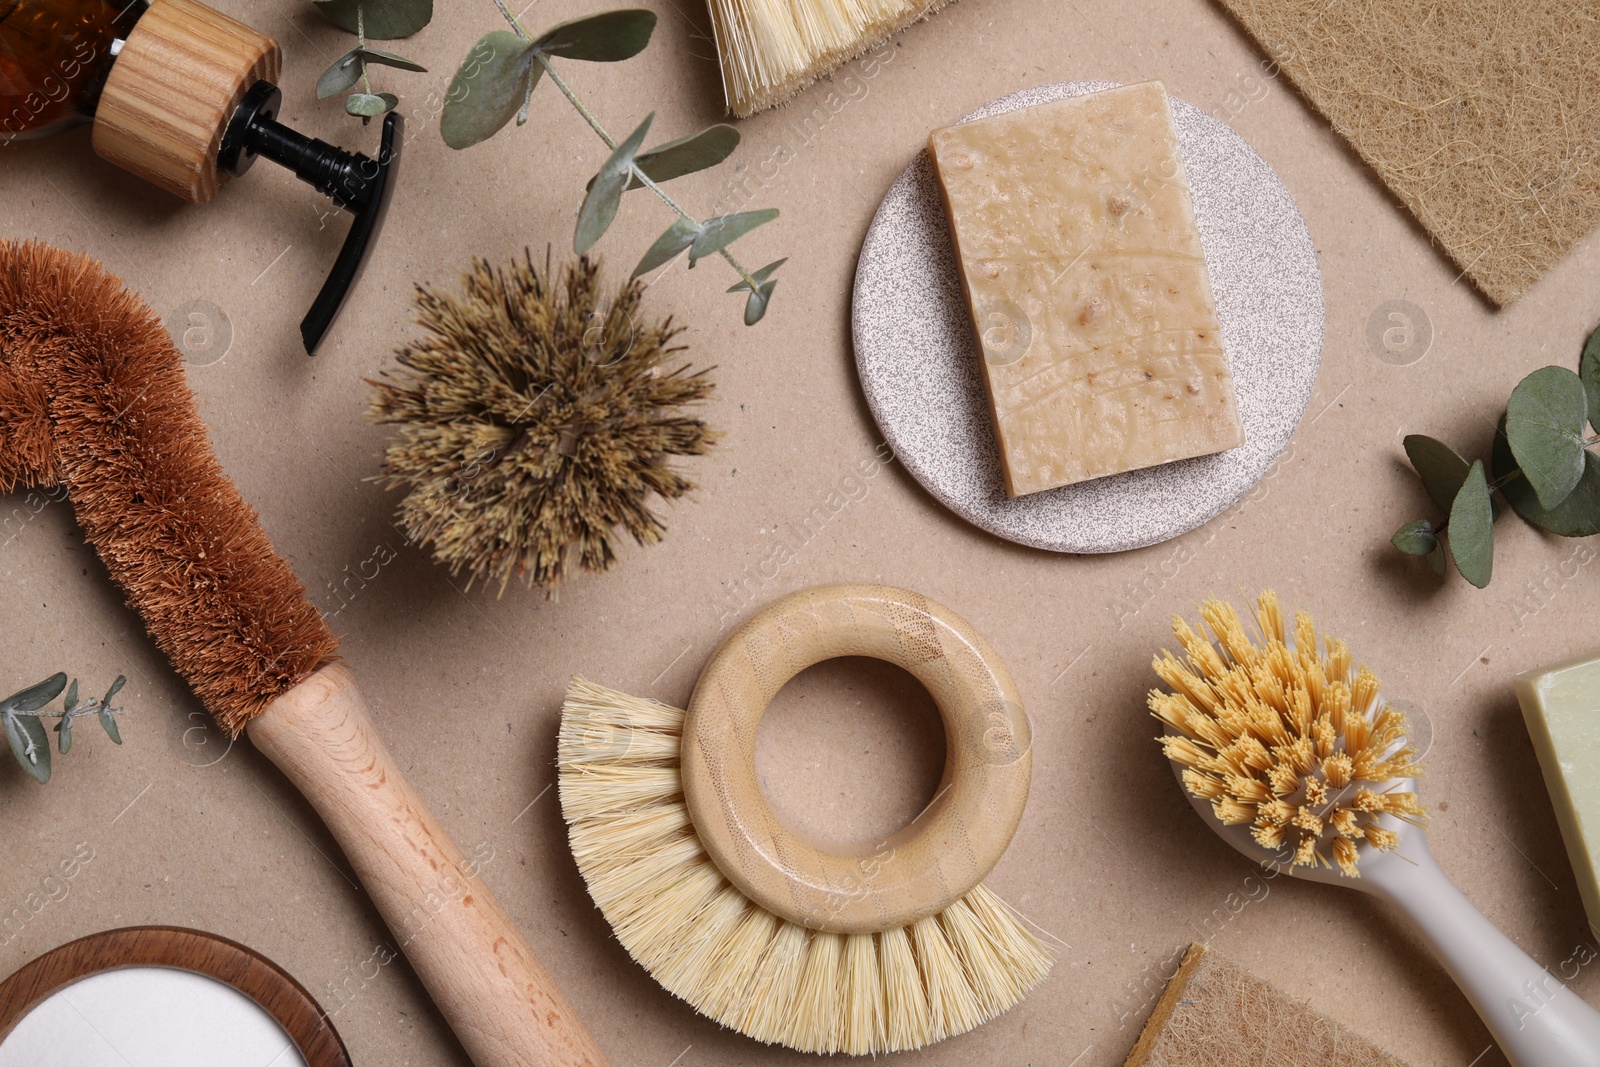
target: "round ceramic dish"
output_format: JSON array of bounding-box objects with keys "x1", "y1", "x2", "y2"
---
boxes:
[{"x1": 852, "y1": 81, "x2": 1324, "y2": 553}]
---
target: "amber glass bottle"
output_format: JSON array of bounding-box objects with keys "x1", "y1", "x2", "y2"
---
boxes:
[{"x1": 0, "y1": 0, "x2": 146, "y2": 142}]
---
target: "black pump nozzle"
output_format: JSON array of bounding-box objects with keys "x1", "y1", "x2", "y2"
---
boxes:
[{"x1": 219, "y1": 81, "x2": 400, "y2": 355}]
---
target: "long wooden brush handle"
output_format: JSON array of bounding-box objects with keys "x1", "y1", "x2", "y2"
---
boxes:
[{"x1": 247, "y1": 665, "x2": 609, "y2": 1067}]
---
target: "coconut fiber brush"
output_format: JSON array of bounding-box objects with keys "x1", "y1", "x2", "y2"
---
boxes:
[
  {"x1": 0, "y1": 240, "x2": 607, "y2": 1067},
  {"x1": 558, "y1": 583, "x2": 1052, "y2": 1054}
]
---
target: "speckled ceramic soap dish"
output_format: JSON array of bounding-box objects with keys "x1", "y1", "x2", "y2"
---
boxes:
[{"x1": 851, "y1": 81, "x2": 1324, "y2": 553}]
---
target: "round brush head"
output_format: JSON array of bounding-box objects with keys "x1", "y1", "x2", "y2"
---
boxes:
[
  {"x1": 1149, "y1": 590, "x2": 1426, "y2": 878},
  {"x1": 367, "y1": 253, "x2": 716, "y2": 597}
]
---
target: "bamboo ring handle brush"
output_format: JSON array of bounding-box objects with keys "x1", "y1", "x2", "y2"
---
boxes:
[
  {"x1": 0, "y1": 241, "x2": 607, "y2": 1067},
  {"x1": 682, "y1": 583, "x2": 1033, "y2": 933}
]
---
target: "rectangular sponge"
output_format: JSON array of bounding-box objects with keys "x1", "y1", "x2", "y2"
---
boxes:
[{"x1": 929, "y1": 81, "x2": 1244, "y2": 497}]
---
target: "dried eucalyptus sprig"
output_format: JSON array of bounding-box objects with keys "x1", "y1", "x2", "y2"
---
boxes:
[
  {"x1": 441, "y1": 6, "x2": 783, "y2": 325},
  {"x1": 1390, "y1": 326, "x2": 1600, "y2": 588},
  {"x1": 3, "y1": 674, "x2": 127, "y2": 784},
  {"x1": 310, "y1": 0, "x2": 431, "y2": 122}
]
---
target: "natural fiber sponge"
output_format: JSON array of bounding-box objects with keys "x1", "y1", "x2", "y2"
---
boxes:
[
  {"x1": 1124, "y1": 943, "x2": 1414, "y2": 1067},
  {"x1": 929, "y1": 81, "x2": 1243, "y2": 497},
  {"x1": 1216, "y1": 0, "x2": 1600, "y2": 305}
]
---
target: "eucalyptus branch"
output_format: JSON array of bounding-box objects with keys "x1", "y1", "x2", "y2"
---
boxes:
[
  {"x1": 441, "y1": 6, "x2": 783, "y2": 324},
  {"x1": 532, "y1": 52, "x2": 767, "y2": 296},
  {"x1": 2, "y1": 674, "x2": 128, "y2": 784},
  {"x1": 1390, "y1": 337, "x2": 1600, "y2": 589},
  {"x1": 308, "y1": 1, "x2": 429, "y2": 123}
]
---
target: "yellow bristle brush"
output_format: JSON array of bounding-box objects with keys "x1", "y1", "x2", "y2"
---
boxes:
[
  {"x1": 705, "y1": 0, "x2": 956, "y2": 117},
  {"x1": 558, "y1": 583, "x2": 1052, "y2": 1053},
  {"x1": 1151, "y1": 590, "x2": 1600, "y2": 1067}
]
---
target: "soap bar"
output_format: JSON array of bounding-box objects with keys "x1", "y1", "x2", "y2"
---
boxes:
[
  {"x1": 928, "y1": 81, "x2": 1244, "y2": 497},
  {"x1": 1516, "y1": 654, "x2": 1600, "y2": 939}
]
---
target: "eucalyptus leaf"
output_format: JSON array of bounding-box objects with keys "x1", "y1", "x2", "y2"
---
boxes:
[
  {"x1": 726, "y1": 258, "x2": 787, "y2": 293},
  {"x1": 1447, "y1": 460, "x2": 1494, "y2": 588},
  {"x1": 55, "y1": 712, "x2": 71, "y2": 754},
  {"x1": 1493, "y1": 416, "x2": 1600, "y2": 537},
  {"x1": 576, "y1": 113, "x2": 653, "y2": 254},
  {"x1": 623, "y1": 125, "x2": 739, "y2": 190},
  {"x1": 1427, "y1": 542, "x2": 1447, "y2": 575},
  {"x1": 317, "y1": 50, "x2": 365, "y2": 99},
  {"x1": 345, "y1": 91, "x2": 398, "y2": 118},
  {"x1": 63, "y1": 678, "x2": 77, "y2": 712},
  {"x1": 441, "y1": 32, "x2": 540, "y2": 150},
  {"x1": 1402, "y1": 433, "x2": 1500, "y2": 520},
  {"x1": 3, "y1": 672, "x2": 67, "y2": 714},
  {"x1": 534, "y1": 9, "x2": 657, "y2": 62},
  {"x1": 634, "y1": 217, "x2": 702, "y2": 277},
  {"x1": 1403, "y1": 434, "x2": 1470, "y2": 512},
  {"x1": 354, "y1": 46, "x2": 426, "y2": 72},
  {"x1": 742, "y1": 279, "x2": 777, "y2": 325},
  {"x1": 312, "y1": 0, "x2": 433, "y2": 39},
  {"x1": 4, "y1": 709, "x2": 50, "y2": 783},
  {"x1": 1391, "y1": 519, "x2": 1438, "y2": 556},
  {"x1": 99, "y1": 706, "x2": 121, "y2": 745},
  {"x1": 689, "y1": 209, "x2": 778, "y2": 266},
  {"x1": 100, "y1": 675, "x2": 125, "y2": 745},
  {"x1": 728, "y1": 258, "x2": 784, "y2": 322},
  {"x1": 1506, "y1": 365, "x2": 1589, "y2": 509},
  {"x1": 1582, "y1": 324, "x2": 1600, "y2": 432}
]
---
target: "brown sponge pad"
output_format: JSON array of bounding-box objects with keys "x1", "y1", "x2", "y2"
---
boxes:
[
  {"x1": 1124, "y1": 943, "x2": 1414, "y2": 1067},
  {"x1": 1216, "y1": 0, "x2": 1600, "y2": 305}
]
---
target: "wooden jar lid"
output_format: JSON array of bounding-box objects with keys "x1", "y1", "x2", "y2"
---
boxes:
[
  {"x1": 680, "y1": 583, "x2": 1032, "y2": 934},
  {"x1": 0, "y1": 926, "x2": 350, "y2": 1065},
  {"x1": 91, "y1": 0, "x2": 280, "y2": 204}
]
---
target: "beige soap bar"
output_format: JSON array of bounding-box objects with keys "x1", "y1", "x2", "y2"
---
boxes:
[
  {"x1": 929, "y1": 82, "x2": 1244, "y2": 496},
  {"x1": 1515, "y1": 653, "x2": 1600, "y2": 940}
]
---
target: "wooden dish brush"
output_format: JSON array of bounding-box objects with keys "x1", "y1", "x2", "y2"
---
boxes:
[
  {"x1": 1150, "y1": 591, "x2": 1600, "y2": 1067},
  {"x1": 558, "y1": 583, "x2": 1052, "y2": 1054},
  {"x1": 706, "y1": 0, "x2": 957, "y2": 117},
  {"x1": 0, "y1": 240, "x2": 606, "y2": 1067}
]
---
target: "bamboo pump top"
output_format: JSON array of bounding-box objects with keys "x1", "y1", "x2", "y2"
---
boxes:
[{"x1": 0, "y1": 0, "x2": 399, "y2": 351}]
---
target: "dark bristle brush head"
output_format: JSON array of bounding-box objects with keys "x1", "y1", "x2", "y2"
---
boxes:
[{"x1": 0, "y1": 240, "x2": 338, "y2": 735}]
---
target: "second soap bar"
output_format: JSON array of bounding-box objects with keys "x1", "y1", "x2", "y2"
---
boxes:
[{"x1": 929, "y1": 82, "x2": 1244, "y2": 496}]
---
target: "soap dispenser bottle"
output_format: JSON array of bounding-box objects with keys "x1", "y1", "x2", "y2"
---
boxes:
[{"x1": 0, "y1": 0, "x2": 400, "y2": 352}]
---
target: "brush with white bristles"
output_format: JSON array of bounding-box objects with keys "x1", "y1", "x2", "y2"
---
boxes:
[
  {"x1": 705, "y1": 0, "x2": 957, "y2": 117},
  {"x1": 557, "y1": 678, "x2": 1052, "y2": 1054}
]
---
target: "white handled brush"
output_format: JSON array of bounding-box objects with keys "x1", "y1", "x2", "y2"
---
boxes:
[
  {"x1": 1151, "y1": 591, "x2": 1600, "y2": 1067},
  {"x1": 706, "y1": 0, "x2": 957, "y2": 117}
]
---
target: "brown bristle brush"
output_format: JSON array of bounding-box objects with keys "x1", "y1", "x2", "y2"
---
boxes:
[{"x1": 0, "y1": 240, "x2": 607, "y2": 1067}]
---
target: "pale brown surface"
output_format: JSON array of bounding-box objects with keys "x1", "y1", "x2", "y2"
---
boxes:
[
  {"x1": 2, "y1": 1, "x2": 1600, "y2": 1066},
  {"x1": 249, "y1": 666, "x2": 609, "y2": 1067},
  {"x1": 92, "y1": 0, "x2": 279, "y2": 203},
  {"x1": 929, "y1": 82, "x2": 1242, "y2": 496},
  {"x1": 1213, "y1": 0, "x2": 1600, "y2": 306},
  {"x1": 681, "y1": 583, "x2": 1030, "y2": 933},
  {"x1": 1124, "y1": 943, "x2": 1412, "y2": 1066}
]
